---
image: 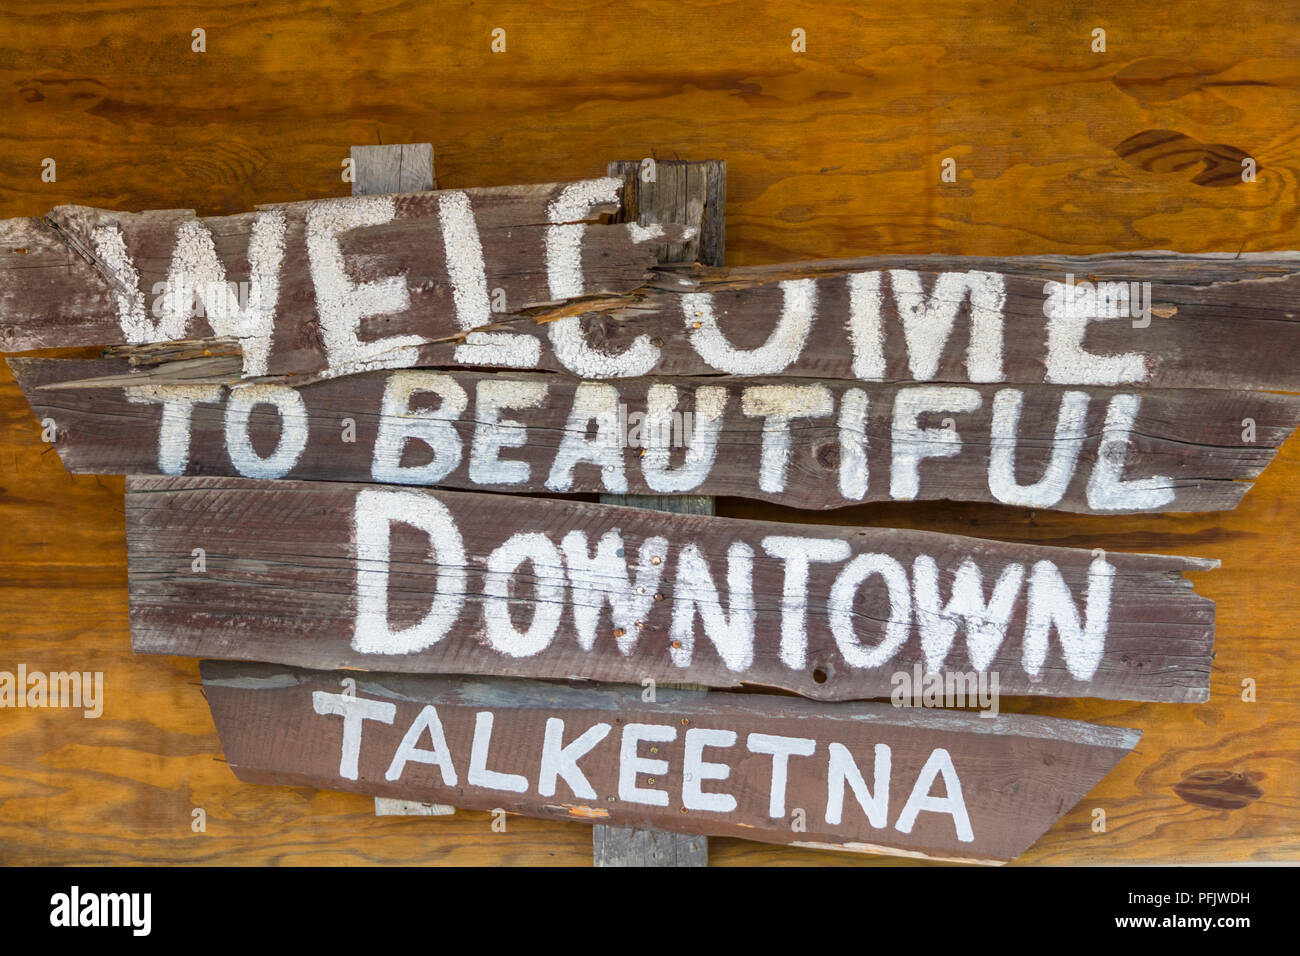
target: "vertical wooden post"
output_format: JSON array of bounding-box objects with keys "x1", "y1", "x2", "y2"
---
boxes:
[
  {"x1": 352, "y1": 141, "x2": 454, "y2": 820},
  {"x1": 350, "y1": 143, "x2": 437, "y2": 194},
  {"x1": 592, "y1": 158, "x2": 726, "y2": 868}
]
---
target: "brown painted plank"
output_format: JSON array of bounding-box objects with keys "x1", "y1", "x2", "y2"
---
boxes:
[
  {"x1": 5, "y1": 188, "x2": 1300, "y2": 392},
  {"x1": 0, "y1": 180, "x2": 692, "y2": 381},
  {"x1": 15, "y1": 357, "x2": 1299, "y2": 514},
  {"x1": 8, "y1": 245, "x2": 1300, "y2": 395},
  {"x1": 197, "y1": 659, "x2": 1141, "y2": 864},
  {"x1": 594, "y1": 159, "x2": 725, "y2": 866},
  {"x1": 619, "y1": 254, "x2": 1300, "y2": 393},
  {"x1": 127, "y1": 475, "x2": 1216, "y2": 703}
]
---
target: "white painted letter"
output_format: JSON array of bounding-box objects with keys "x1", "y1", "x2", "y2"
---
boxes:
[
  {"x1": 829, "y1": 553, "x2": 912, "y2": 669},
  {"x1": 825, "y1": 742, "x2": 890, "y2": 827},
  {"x1": 224, "y1": 384, "x2": 309, "y2": 479},
  {"x1": 125, "y1": 385, "x2": 223, "y2": 475},
  {"x1": 889, "y1": 270, "x2": 1005, "y2": 382},
  {"x1": 372, "y1": 371, "x2": 468, "y2": 485},
  {"x1": 546, "y1": 382, "x2": 628, "y2": 493},
  {"x1": 438, "y1": 190, "x2": 540, "y2": 368},
  {"x1": 1085, "y1": 394, "x2": 1174, "y2": 511},
  {"x1": 1022, "y1": 555, "x2": 1114, "y2": 680},
  {"x1": 847, "y1": 272, "x2": 886, "y2": 380},
  {"x1": 312, "y1": 691, "x2": 396, "y2": 780},
  {"x1": 683, "y1": 728, "x2": 737, "y2": 813},
  {"x1": 538, "y1": 717, "x2": 611, "y2": 799},
  {"x1": 306, "y1": 196, "x2": 422, "y2": 374},
  {"x1": 469, "y1": 379, "x2": 548, "y2": 485},
  {"x1": 747, "y1": 733, "x2": 816, "y2": 817},
  {"x1": 92, "y1": 224, "x2": 178, "y2": 343},
  {"x1": 157, "y1": 211, "x2": 287, "y2": 375},
  {"x1": 685, "y1": 279, "x2": 816, "y2": 375},
  {"x1": 912, "y1": 556, "x2": 1024, "y2": 672},
  {"x1": 352, "y1": 487, "x2": 467, "y2": 655},
  {"x1": 741, "y1": 384, "x2": 834, "y2": 493},
  {"x1": 385, "y1": 705, "x2": 458, "y2": 784},
  {"x1": 761, "y1": 535, "x2": 852, "y2": 669},
  {"x1": 669, "y1": 542, "x2": 756, "y2": 672},
  {"x1": 838, "y1": 387, "x2": 870, "y2": 500},
  {"x1": 546, "y1": 179, "x2": 660, "y2": 377},
  {"x1": 560, "y1": 530, "x2": 666, "y2": 653},
  {"x1": 1043, "y1": 280, "x2": 1147, "y2": 385},
  {"x1": 894, "y1": 748, "x2": 973, "y2": 843},
  {"x1": 482, "y1": 532, "x2": 566, "y2": 658},
  {"x1": 988, "y1": 388, "x2": 1088, "y2": 509},
  {"x1": 618, "y1": 723, "x2": 676, "y2": 806},
  {"x1": 641, "y1": 384, "x2": 728, "y2": 493},
  {"x1": 890, "y1": 386, "x2": 982, "y2": 500},
  {"x1": 468, "y1": 711, "x2": 528, "y2": 793}
]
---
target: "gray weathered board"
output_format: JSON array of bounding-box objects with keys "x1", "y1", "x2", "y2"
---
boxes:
[
  {"x1": 351, "y1": 144, "x2": 437, "y2": 196},
  {"x1": 198, "y1": 659, "x2": 1142, "y2": 865},
  {"x1": 126, "y1": 475, "x2": 1216, "y2": 704},
  {"x1": 13, "y1": 357, "x2": 1300, "y2": 514},
  {"x1": 593, "y1": 159, "x2": 725, "y2": 866},
  {"x1": 351, "y1": 142, "x2": 454, "y2": 819}
]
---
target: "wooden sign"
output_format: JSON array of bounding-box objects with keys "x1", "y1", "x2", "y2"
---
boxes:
[
  {"x1": 0, "y1": 151, "x2": 1252, "y2": 867},
  {"x1": 16, "y1": 356, "x2": 1300, "y2": 514},
  {"x1": 199, "y1": 659, "x2": 1141, "y2": 864},
  {"x1": 0, "y1": 179, "x2": 691, "y2": 379},
  {"x1": 128, "y1": 475, "x2": 1216, "y2": 703}
]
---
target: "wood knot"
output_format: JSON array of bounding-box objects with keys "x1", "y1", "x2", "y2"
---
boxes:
[
  {"x1": 1173, "y1": 768, "x2": 1264, "y2": 810},
  {"x1": 1115, "y1": 129, "x2": 1254, "y2": 187}
]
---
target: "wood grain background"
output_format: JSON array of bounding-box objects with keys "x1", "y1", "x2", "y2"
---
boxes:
[{"x1": 1, "y1": 0, "x2": 1296, "y2": 865}]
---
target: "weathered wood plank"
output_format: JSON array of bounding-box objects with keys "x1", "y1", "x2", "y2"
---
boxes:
[
  {"x1": 373, "y1": 798, "x2": 455, "y2": 817},
  {"x1": 15, "y1": 357, "x2": 1298, "y2": 514},
  {"x1": 592, "y1": 825, "x2": 707, "y2": 866},
  {"x1": 413, "y1": 252, "x2": 1300, "y2": 392},
  {"x1": 6, "y1": 187, "x2": 1300, "y2": 393},
  {"x1": 605, "y1": 159, "x2": 726, "y2": 275},
  {"x1": 593, "y1": 159, "x2": 725, "y2": 867},
  {"x1": 198, "y1": 659, "x2": 1142, "y2": 864},
  {"x1": 351, "y1": 144, "x2": 436, "y2": 196},
  {"x1": 7, "y1": 221, "x2": 1300, "y2": 391},
  {"x1": 126, "y1": 475, "x2": 1217, "y2": 703},
  {"x1": 0, "y1": 180, "x2": 692, "y2": 381}
]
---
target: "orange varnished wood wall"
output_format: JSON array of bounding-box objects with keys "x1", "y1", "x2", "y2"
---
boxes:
[{"x1": 1, "y1": 0, "x2": 1296, "y2": 865}]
